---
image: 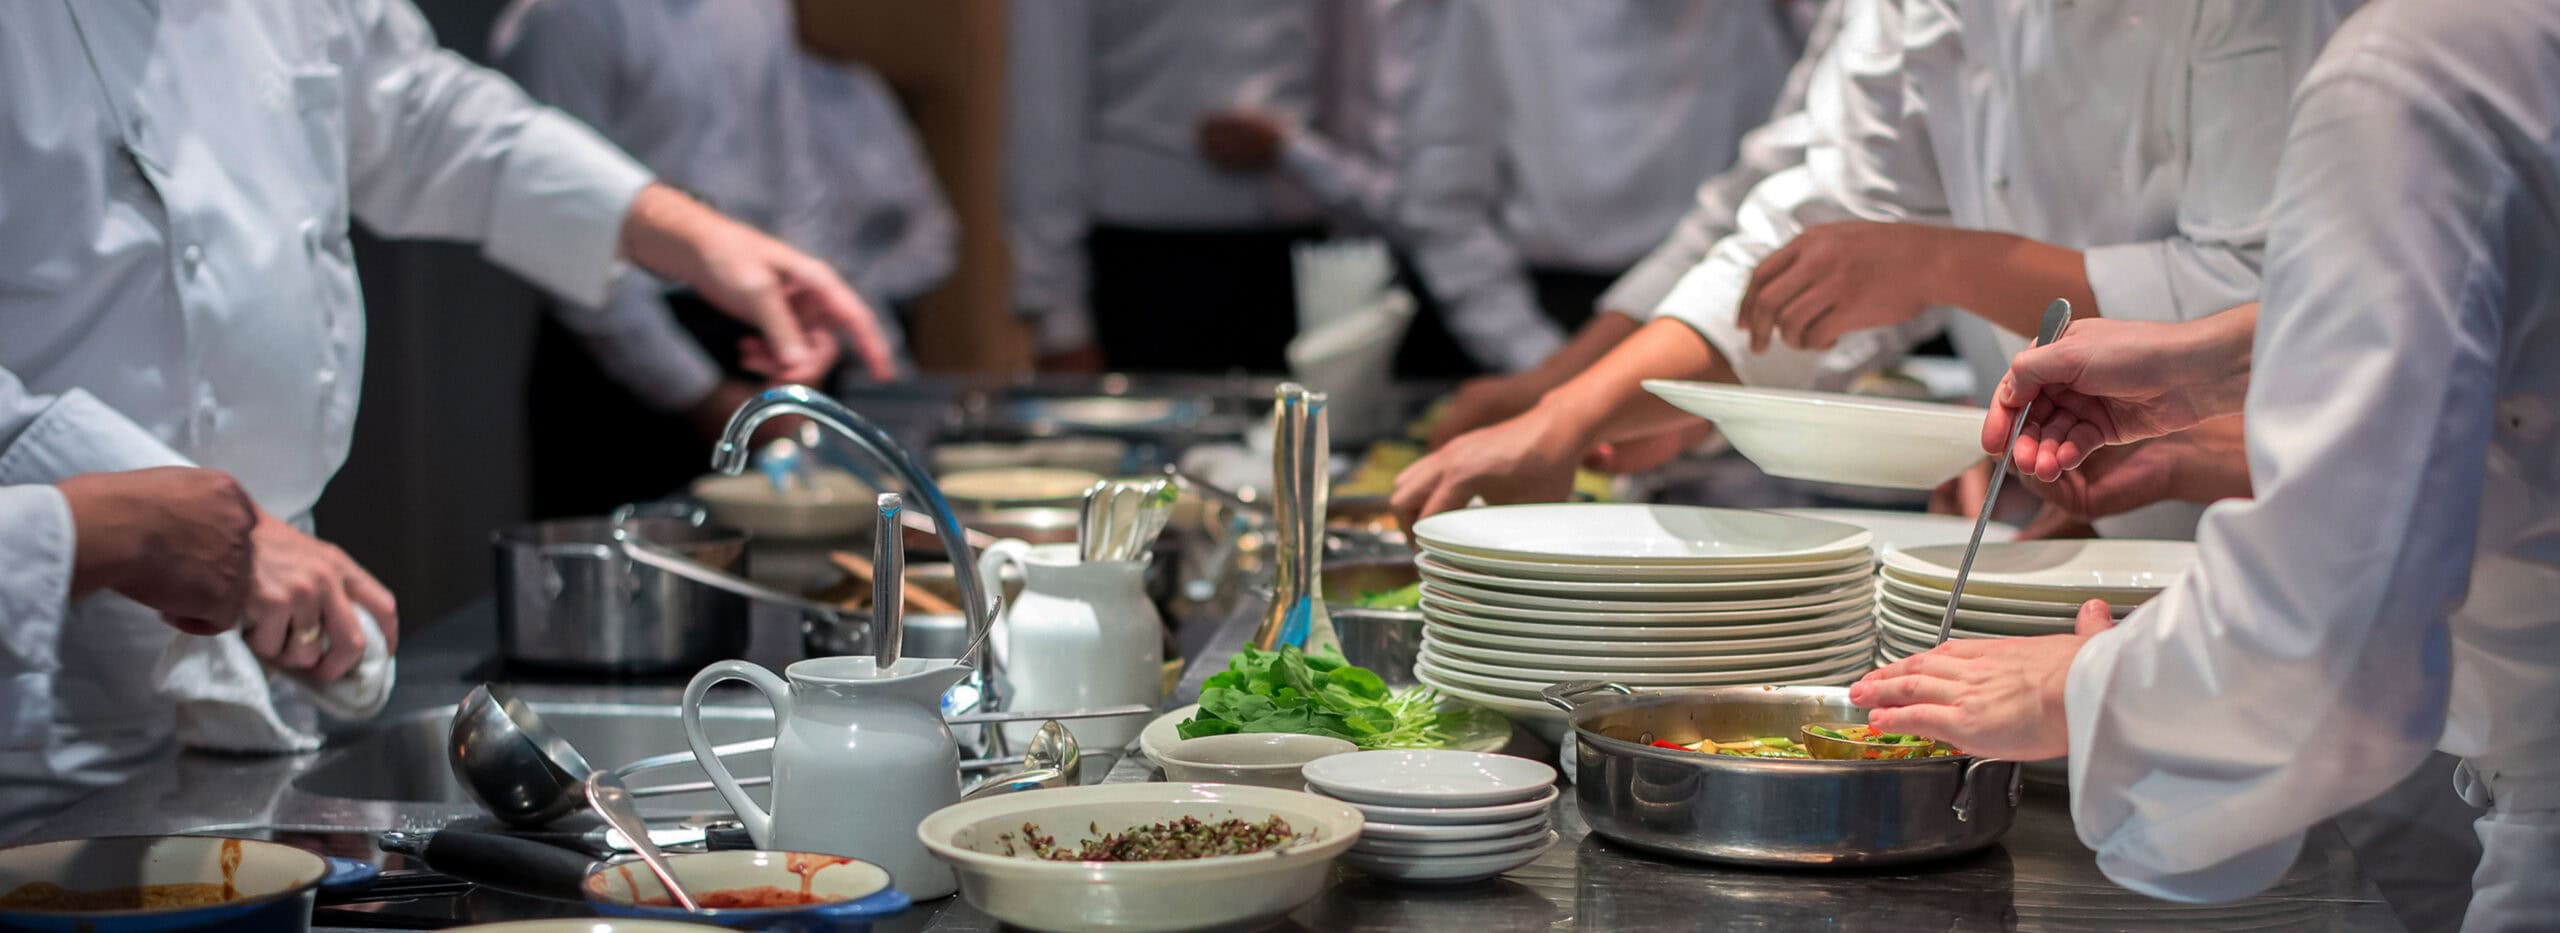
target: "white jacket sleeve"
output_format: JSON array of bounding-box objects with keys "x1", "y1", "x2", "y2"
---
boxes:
[
  {"x1": 1598, "y1": 0, "x2": 1842, "y2": 318},
  {"x1": 1007, "y1": 0, "x2": 1096, "y2": 354},
  {"x1": 340, "y1": 0, "x2": 655, "y2": 308},
  {"x1": 0, "y1": 367, "x2": 191, "y2": 486},
  {"x1": 0, "y1": 484, "x2": 74, "y2": 720},
  {"x1": 2078, "y1": 2, "x2": 2354, "y2": 324},
  {"x1": 1649, "y1": 0, "x2": 1946, "y2": 391},
  {"x1": 1392, "y1": 0, "x2": 1567, "y2": 373},
  {"x1": 2065, "y1": 61, "x2": 2505, "y2": 903}
]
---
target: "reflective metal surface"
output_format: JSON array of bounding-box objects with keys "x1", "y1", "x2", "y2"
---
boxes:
[
  {"x1": 446, "y1": 684, "x2": 597, "y2": 826},
  {"x1": 1321, "y1": 556, "x2": 1424, "y2": 689},
  {"x1": 491, "y1": 516, "x2": 749, "y2": 672}
]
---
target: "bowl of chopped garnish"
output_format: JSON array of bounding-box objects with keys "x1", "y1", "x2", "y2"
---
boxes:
[{"x1": 915, "y1": 783, "x2": 1364, "y2": 933}]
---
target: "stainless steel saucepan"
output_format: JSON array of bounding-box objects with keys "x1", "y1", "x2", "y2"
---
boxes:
[
  {"x1": 491, "y1": 511, "x2": 750, "y2": 673},
  {"x1": 1542, "y1": 682, "x2": 2023, "y2": 868}
]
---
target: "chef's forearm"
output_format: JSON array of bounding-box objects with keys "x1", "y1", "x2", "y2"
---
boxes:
[
  {"x1": 1526, "y1": 318, "x2": 1737, "y2": 450},
  {"x1": 1926, "y1": 231, "x2": 2101, "y2": 335},
  {"x1": 616, "y1": 184, "x2": 721, "y2": 289}
]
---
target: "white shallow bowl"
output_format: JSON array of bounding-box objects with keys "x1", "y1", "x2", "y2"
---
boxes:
[
  {"x1": 1418, "y1": 600, "x2": 1870, "y2": 643},
  {"x1": 1412, "y1": 504, "x2": 1872, "y2": 565},
  {"x1": 1644, "y1": 380, "x2": 1988, "y2": 490},
  {"x1": 1416, "y1": 641, "x2": 1874, "y2": 688},
  {"x1": 937, "y1": 467, "x2": 1106, "y2": 508},
  {"x1": 1881, "y1": 540, "x2": 2195, "y2": 601},
  {"x1": 1351, "y1": 826, "x2": 1550, "y2": 859},
  {"x1": 1878, "y1": 573, "x2": 2146, "y2": 615},
  {"x1": 1876, "y1": 585, "x2": 2107, "y2": 631},
  {"x1": 1323, "y1": 786, "x2": 1561, "y2": 827},
  {"x1": 1300, "y1": 750, "x2": 1556, "y2": 808},
  {"x1": 1152, "y1": 734, "x2": 1357, "y2": 790},
  {"x1": 1423, "y1": 546, "x2": 1871, "y2": 584},
  {"x1": 1357, "y1": 813, "x2": 1550, "y2": 842},
  {"x1": 1422, "y1": 575, "x2": 1869, "y2": 614},
  {"x1": 916, "y1": 783, "x2": 1363, "y2": 933},
  {"x1": 1418, "y1": 586, "x2": 1871, "y2": 625},
  {"x1": 1424, "y1": 621, "x2": 1862, "y2": 659},
  {"x1": 1877, "y1": 613, "x2": 2012, "y2": 643},
  {"x1": 1408, "y1": 676, "x2": 1572, "y2": 745},
  {"x1": 1415, "y1": 657, "x2": 1869, "y2": 704},
  {"x1": 1418, "y1": 556, "x2": 1875, "y2": 600},
  {"x1": 584, "y1": 850, "x2": 909, "y2": 929},
  {"x1": 692, "y1": 469, "x2": 874, "y2": 541},
  {"x1": 1339, "y1": 832, "x2": 1559, "y2": 885},
  {"x1": 1769, "y1": 508, "x2": 2017, "y2": 555},
  {"x1": 1879, "y1": 603, "x2": 2068, "y2": 638},
  {"x1": 1422, "y1": 632, "x2": 1871, "y2": 676}
]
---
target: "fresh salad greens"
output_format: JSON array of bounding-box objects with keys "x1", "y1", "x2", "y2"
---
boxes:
[
  {"x1": 1177, "y1": 645, "x2": 1447, "y2": 749},
  {"x1": 1353, "y1": 582, "x2": 1423, "y2": 610}
]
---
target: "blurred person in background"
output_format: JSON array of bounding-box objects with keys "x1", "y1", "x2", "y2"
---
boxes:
[{"x1": 495, "y1": 0, "x2": 955, "y2": 517}]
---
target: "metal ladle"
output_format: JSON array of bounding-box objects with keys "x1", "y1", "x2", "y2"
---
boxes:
[
  {"x1": 585, "y1": 770, "x2": 700, "y2": 911},
  {"x1": 961, "y1": 720, "x2": 1079, "y2": 801}
]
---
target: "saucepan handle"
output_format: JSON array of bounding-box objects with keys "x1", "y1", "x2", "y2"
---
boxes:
[
  {"x1": 1540, "y1": 680, "x2": 1632, "y2": 713},
  {"x1": 1952, "y1": 757, "x2": 2016, "y2": 822}
]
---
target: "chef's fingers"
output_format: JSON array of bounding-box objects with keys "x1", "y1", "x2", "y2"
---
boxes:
[
  {"x1": 343, "y1": 560, "x2": 399, "y2": 655},
  {"x1": 1775, "y1": 296, "x2": 1833, "y2": 351},
  {"x1": 1982, "y1": 374, "x2": 2028, "y2": 454},
  {"x1": 788, "y1": 260, "x2": 898, "y2": 381},
  {"x1": 1744, "y1": 264, "x2": 1822, "y2": 350},
  {"x1": 277, "y1": 599, "x2": 326, "y2": 671},
  {"x1": 2052, "y1": 418, "x2": 2110, "y2": 479},
  {"x1": 1737, "y1": 245, "x2": 1805, "y2": 352},
  {"x1": 313, "y1": 583, "x2": 365, "y2": 682},
  {"x1": 1865, "y1": 704, "x2": 1964, "y2": 740},
  {"x1": 1851, "y1": 673, "x2": 1964, "y2": 709},
  {"x1": 739, "y1": 336, "x2": 782, "y2": 376},
  {"x1": 737, "y1": 267, "x2": 817, "y2": 379},
  {"x1": 2003, "y1": 341, "x2": 2092, "y2": 412},
  {"x1": 2074, "y1": 599, "x2": 2116, "y2": 637},
  {"x1": 1417, "y1": 477, "x2": 1478, "y2": 523},
  {"x1": 1872, "y1": 649, "x2": 1966, "y2": 681},
  {"x1": 1389, "y1": 457, "x2": 1441, "y2": 532},
  {"x1": 243, "y1": 588, "x2": 293, "y2": 661}
]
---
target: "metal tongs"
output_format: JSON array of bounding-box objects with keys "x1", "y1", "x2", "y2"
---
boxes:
[
  {"x1": 1937, "y1": 299, "x2": 2074, "y2": 643},
  {"x1": 1252, "y1": 383, "x2": 1333, "y2": 651}
]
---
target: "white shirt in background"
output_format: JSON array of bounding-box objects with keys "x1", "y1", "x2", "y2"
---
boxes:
[
  {"x1": 2063, "y1": 3, "x2": 2560, "y2": 927},
  {"x1": 493, "y1": 0, "x2": 954, "y2": 409},
  {"x1": 1278, "y1": 0, "x2": 1451, "y2": 235},
  {"x1": 0, "y1": 0, "x2": 649, "y2": 836},
  {"x1": 1397, "y1": 0, "x2": 1795, "y2": 373},
  {"x1": 1007, "y1": 0, "x2": 1330, "y2": 353}
]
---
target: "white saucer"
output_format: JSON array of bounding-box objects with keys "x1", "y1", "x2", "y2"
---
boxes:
[
  {"x1": 1321, "y1": 786, "x2": 1561, "y2": 827},
  {"x1": 1300, "y1": 749, "x2": 1556, "y2": 809},
  {"x1": 1357, "y1": 813, "x2": 1550, "y2": 843},
  {"x1": 1339, "y1": 831, "x2": 1560, "y2": 885},
  {"x1": 1351, "y1": 826, "x2": 1551, "y2": 858}
]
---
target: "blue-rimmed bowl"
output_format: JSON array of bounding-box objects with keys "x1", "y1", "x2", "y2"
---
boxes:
[
  {"x1": 583, "y1": 851, "x2": 910, "y2": 932},
  {"x1": 0, "y1": 835, "x2": 373, "y2": 932}
]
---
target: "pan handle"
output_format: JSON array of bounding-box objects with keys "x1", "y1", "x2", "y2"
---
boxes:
[
  {"x1": 619, "y1": 532, "x2": 848, "y2": 620},
  {"x1": 1952, "y1": 758, "x2": 2015, "y2": 822},
  {"x1": 1541, "y1": 680, "x2": 1632, "y2": 713}
]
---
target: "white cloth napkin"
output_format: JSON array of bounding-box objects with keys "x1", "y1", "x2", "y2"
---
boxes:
[{"x1": 152, "y1": 607, "x2": 396, "y2": 754}]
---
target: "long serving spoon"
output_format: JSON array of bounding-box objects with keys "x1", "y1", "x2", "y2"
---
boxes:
[
  {"x1": 584, "y1": 770, "x2": 700, "y2": 912},
  {"x1": 1937, "y1": 299, "x2": 2075, "y2": 644}
]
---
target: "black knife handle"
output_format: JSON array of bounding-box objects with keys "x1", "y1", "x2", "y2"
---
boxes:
[{"x1": 413, "y1": 829, "x2": 600, "y2": 902}]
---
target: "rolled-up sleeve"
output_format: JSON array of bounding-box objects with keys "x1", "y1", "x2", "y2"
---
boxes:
[
  {"x1": 341, "y1": 0, "x2": 654, "y2": 308},
  {"x1": 0, "y1": 485, "x2": 73, "y2": 682}
]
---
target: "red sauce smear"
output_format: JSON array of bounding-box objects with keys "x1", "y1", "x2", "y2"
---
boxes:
[
  {"x1": 641, "y1": 886, "x2": 831, "y2": 909},
  {"x1": 218, "y1": 839, "x2": 242, "y2": 901},
  {"x1": 784, "y1": 853, "x2": 852, "y2": 900}
]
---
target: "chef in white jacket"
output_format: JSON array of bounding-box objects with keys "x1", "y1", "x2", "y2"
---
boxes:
[
  {"x1": 0, "y1": 0, "x2": 893, "y2": 839},
  {"x1": 1393, "y1": 0, "x2": 2353, "y2": 527},
  {"x1": 1856, "y1": 1, "x2": 2560, "y2": 927},
  {"x1": 1391, "y1": 0, "x2": 1793, "y2": 377}
]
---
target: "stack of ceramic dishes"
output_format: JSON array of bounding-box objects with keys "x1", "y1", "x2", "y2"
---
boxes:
[
  {"x1": 1875, "y1": 539, "x2": 2196, "y2": 662},
  {"x1": 1302, "y1": 750, "x2": 1561, "y2": 885},
  {"x1": 1407, "y1": 505, "x2": 1880, "y2": 741}
]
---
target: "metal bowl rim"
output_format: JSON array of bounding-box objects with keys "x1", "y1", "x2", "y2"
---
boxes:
[{"x1": 1561, "y1": 685, "x2": 1983, "y2": 773}]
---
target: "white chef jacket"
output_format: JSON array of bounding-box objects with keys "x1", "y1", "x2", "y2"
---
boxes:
[
  {"x1": 1595, "y1": 0, "x2": 1844, "y2": 319},
  {"x1": 1397, "y1": 0, "x2": 1794, "y2": 373},
  {"x1": 2064, "y1": 2, "x2": 2560, "y2": 926},
  {"x1": 492, "y1": 0, "x2": 952, "y2": 409},
  {"x1": 0, "y1": 0, "x2": 650, "y2": 835},
  {"x1": 1651, "y1": 0, "x2": 2353, "y2": 400},
  {"x1": 1007, "y1": 0, "x2": 1331, "y2": 353},
  {"x1": 1276, "y1": 0, "x2": 1449, "y2": 235}
]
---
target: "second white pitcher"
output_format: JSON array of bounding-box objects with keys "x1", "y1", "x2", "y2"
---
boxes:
[{"x1": 979, "y1": 540, "x2": 1163, "y2": 753}]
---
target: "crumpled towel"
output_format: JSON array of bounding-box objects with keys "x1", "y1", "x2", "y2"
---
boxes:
[{"x1": 152, "y1": 607, "x2": 397, "y2": 754}]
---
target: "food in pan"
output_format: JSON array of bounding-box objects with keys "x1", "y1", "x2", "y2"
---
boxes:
[
  {"x1": 0, "y1": 882, "x2": 237, "y2": 911},
  {"x1": 999, "y1": 815, "x2": 1303, "y2": 862},
  {"x1": 1654, "y1": 736, "x2": 1811, "y2": 758},
  {"x1": 1647, "y1": 726, "x2": 1958, "y2": 760}
]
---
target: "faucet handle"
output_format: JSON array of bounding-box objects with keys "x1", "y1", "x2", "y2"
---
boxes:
[{"x1": 871, "y1": 492, "x2": 905, "y2": 670}]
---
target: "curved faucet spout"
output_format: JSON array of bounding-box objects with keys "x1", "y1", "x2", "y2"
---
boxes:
[{"x1": 714, "y1": 385, "x2": 994, "y2": 650}]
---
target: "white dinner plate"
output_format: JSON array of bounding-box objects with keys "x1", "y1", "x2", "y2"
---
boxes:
[
  {"x1": 1877, "y1": 573, "x2": 2145, "y2": 615},
  {"x1": 1422, "y1": 545, "x2": 1872, "y2": 583},
  {"x1": 1340, "y1": 831, "x2": 1558, "y2": 885},
  {"x1": 1322, "y1": 786, "x2": 1561, "y2": 827},
  {"x1": 1422, "y1": 632, "x2": 1873, "y2": 676},
  {"x1": 1643, "y1": 380, "x2": 1987, "y2": 490},
  {"x1": 1351, "y1": 825, "x2": 1552, "y2": 858},
  {"x1": 1409, "y1": 673, "x2": 1572, "y2": 745},
  {"x1": 1767, "y1": 508, "x2": 2017, "y2": 556},
  {"x1": 1412, "y1": 504, "x2": 1872, "y2": 566},
  {"x1": 1412, "y1": 646, "x2": 1874, "y2": 695},
  {"x1": 1300, "y1": 749, "x2": 1557, "y2": 808},
  {"x1": 1876, "y1": 611, "x2": 2013, "y2": 643},
  {"x1": 1876, "y1": 582, "x2": 2119, "y2": 628},
  {"x1": 1417, "y1": 586, "x2": 1872, "y2": 625},
  {"x1": 1881, "y1": 540, "x2": 2195, "y2": 601},
  {"x1": 1879, "y1": 602, "x2": 2070, "y2": 637},
  {"x1": 1421, "y1": 602, "x2": 1873, "y2": 642},
  {"x1": 1424, "y1": 620, "x2": 1865, "y2": 657},
  {"x1": 1419, "y1": 555, "x2": 1875, "y2": 600},
  {"x1": 1356, "y1": 813, "x2": 1550, "y2": 843},
  {"x1": 1422, "y1": 575, "x2": 1869, "y2": 613}
]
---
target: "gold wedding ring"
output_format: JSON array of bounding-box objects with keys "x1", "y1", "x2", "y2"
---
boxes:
[{"x1": 292, "y1": 621, "x2": 324, "y2": 646}]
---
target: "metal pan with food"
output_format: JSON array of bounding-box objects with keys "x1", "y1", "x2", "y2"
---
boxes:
[{"x1": 1541, "y1": 682, "x2": 2023, "y2": 868}]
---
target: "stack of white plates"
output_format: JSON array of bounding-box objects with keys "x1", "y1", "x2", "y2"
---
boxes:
[
  {"x1": 1875, "y1": 539, "x2": 2195, "y2": 662},
  {"x1": 1406, "y1": 505, "x2": 1881, "y2": 740},
  {"x1": 1303, "y1": 750, "x2": 1561, "y2": 885}
]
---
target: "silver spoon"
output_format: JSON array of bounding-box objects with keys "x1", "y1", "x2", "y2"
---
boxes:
[
  {"x1": 1938, "y1": 299, "x2": 2074, "y2": 644},
  {"x1": 584, "y1": 770, "x2": 700, "y2": 912}
]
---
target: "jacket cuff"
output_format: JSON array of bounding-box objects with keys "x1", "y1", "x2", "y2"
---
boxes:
[
  {"x1": 0, "y1": 389, "x2": 190, "y2": 486},
  {"x1": 0, "y1": 485, "x2": 73, "y2": 679},
  {"x1": 481, "y1": 109, "x2": 657, "y2": 308}
]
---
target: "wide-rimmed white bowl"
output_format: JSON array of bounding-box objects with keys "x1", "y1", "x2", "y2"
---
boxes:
[
  {"x1": 1422, "y1": 575, "x2": 1869, "y2": 613},
  {"x1": 1339, "y1": 832, "x2": 1559, "y2": 885},
  {"x1": 916, "y1": 784, "x2": 1361, "y2": 933},
  {"x1": 1422, "y1": 546, "x2": 1872, "y2": 583},
  {"x1": 1768, "y1": 508, "x2": 2017, "y2": 555},
  {"x1": 1643, "y1": 380, "x2": 1988, "y2": 490},
  {"x1": 1322, "y1": 786, "x2": 1561, "y2": 827},
  {"x1": 1424, "y1": 621, "x2": 1859, "y2": 658},
  {"x1": 691, "y1": 470, "x2": 874, "y2": 541},
  {"x1": 1418, "y1": 555, "x2": 1873, "y2": 600},
  {"x1": 1420, "y1": 604, "x2": 1869, "y2": 643},
  {"x1": 1407, "y1": 677, "x2": 1573, "y2": 744},
  {"x1": 1879, "y1": 603, "x2": 2067, "y2": 639},
  {"x1": 1878, "y1": 574, "x2": 2146, "y2": 615},
  {"x1": 1881, "y1": 540, "x2": 2194, "y2": 601},
  {"x1": 1418, "y1": 585, "x2": 1871, "y2": 625},
  {"x1": 1415, "y1": 655, "x2": 1869, "y2": 703},
  {"x1": 1417, "y1": 641, "x2": 1874, "y2": 687},
  {"x1": 1151, "y1": 734, "x2": 1357, "y2": 790},
  {"x1": 1421, "y1": 632, "x2": 1873, "y2": 676},
  {"x1": 1877, "y1": 585, "x2": 2105, "y2": 629},
  {"x1": 1412, "y1": 504, "x2": 1871, "y2": 566},
  {"x1": 1351, "y1": 826, "x2": 1551, "y2": 859},
  {"x1": 1357, "y1": 813, "x2": 1549, "y2": 842},
  {"x1": 0, "y1": 836, "x2": 332, "y2": 930},
  {"x1": 1299, "y1": 750, "x2": 1555, "y2": 808},
  {"x1": 583, "y1": 850, "x2": 909, "y2": 930}
]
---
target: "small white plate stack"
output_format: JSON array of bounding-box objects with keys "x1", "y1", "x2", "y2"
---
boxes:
[
  {"x1": 1301, "y1": 750, "x2": 1561, "y2": 885},
  {"x1": 1405, "y1": 505, "x2": 1880, "y2": 740},
  {"x1": 1876, "y1": 539, "x2": 2196, "y2": 662}
]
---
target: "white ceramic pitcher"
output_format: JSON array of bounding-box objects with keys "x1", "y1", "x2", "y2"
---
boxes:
[
  {"x1": 979, "y1": 540, "x2": 1163, "y2": 752},
  {"x1": 681, "y1": 655, "x2": 968, "y2": 899}
]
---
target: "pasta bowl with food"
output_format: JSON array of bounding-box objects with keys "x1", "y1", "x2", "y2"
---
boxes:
[
  {"x1": 917, "y1": 783, "x2": 1364, "y2": 933},
  {"x1": 0, "y1": 835, "x2": 374, "y2": 932},
  {"x1": 583, "y1": 850, "x2": 910, "y2": 931}
]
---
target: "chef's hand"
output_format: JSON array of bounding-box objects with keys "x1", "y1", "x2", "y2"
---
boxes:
[
  {"x1": 244, "y1": 511, "x2": 399, "y2": 682},
  {"x1": 1927, "y1": 460, "x2": 1993, "y2": 517},
  {"x1": 1391, "y1": 411, "x2": 1586, "y2": 529},
  {"x1": 1987, "y1": 309, "x2": 2257, "y2": 480},
  {"x1": 1738, "y1": 221, "x2": 1956, "y2": 353},
  {"x1": 620, "y1": 184, "x2": 899, "y2": 385},
  {"x1": 59, "y1": 467, "x2": 258, "y2": 634},
  {"x1": 1848, "y1": 599, "x2": 2116, "y2": 761},
  {"x1": 1583, "y1": 422, "x2": 1713, "y2": 475},
  {"x1": 1429, "y1": 374, "x2": 1548, "y2": 450},
  {"x1": 1196, "y1": 110, "x2": 1288, "y2": 173},
  {"x1": 2019, "y1": 418, "x2": 2254, "y2": 529}
]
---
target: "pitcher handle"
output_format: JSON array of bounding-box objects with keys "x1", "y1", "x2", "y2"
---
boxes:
[
  {"x1": 682, "y1": 660, "x2": 791, "y2": 848},
  {"x1": 975, "y1": 539, "x2": 1033, "y2": 674}
]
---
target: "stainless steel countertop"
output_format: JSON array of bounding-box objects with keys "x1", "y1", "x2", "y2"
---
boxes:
[{"x1": 26, "y1": 597, "x2": 2405, "y2": 932}]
